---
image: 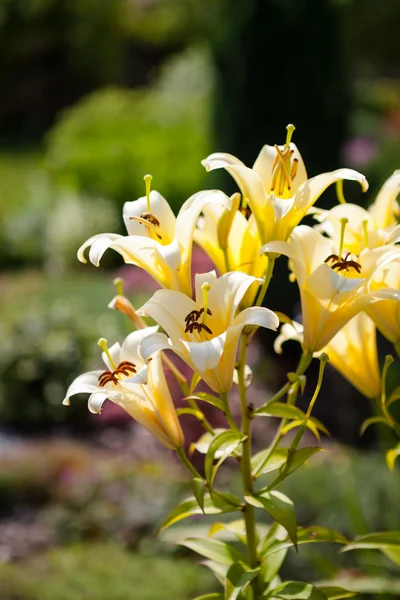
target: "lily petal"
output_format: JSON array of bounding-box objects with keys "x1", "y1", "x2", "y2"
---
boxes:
[
  {"x1": 181, "y1": 332, "x2": 227, "y2": 373},
  {"x1": 63, "y1": 371, "x2": 104, "y2": 405},
  {"x1": 78, "y1": 233, "x2": 122, "y2": 266}
]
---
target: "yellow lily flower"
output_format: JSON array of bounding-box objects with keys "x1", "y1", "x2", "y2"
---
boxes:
[
  {"x1": 312, "y1": 170, "x2": 400, "y2": 255},
  {"x1": 261, "y1": 225, "x2": 400, "y2": 352},
  {"x1": 202, "y1": 125, "x2": 368, "y2": 244},
  {"x1": 63, "y1": 328, "x2": 184, "y2": 450},
  {"x1": 367, "y1": 258, "x2": 400, "y2": 344},
  {"x1": 78, "y1": 185, "x2": 229, "y2": 297},
  {"x1": 275, "y1": 315, "x2": 381, "y2": 399},
  {"x1": 194, "y1": 193, "x2": 268, "y2": 305},
  {"x1": 137, "y1": 271, "x2": 279, "y2": 392}
]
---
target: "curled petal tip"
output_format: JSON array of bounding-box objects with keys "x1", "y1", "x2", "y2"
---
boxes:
[{"x1": 62, "y1": 397, "x2": 70, "y2": 406}]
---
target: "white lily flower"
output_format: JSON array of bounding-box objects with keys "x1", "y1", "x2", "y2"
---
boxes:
[
  {"x1": 202, "y1": 125, "x2": 368, "y2": 244},
  {"x1": 367, "y1": 258, "x2": 400, "y2": 344},
  {"x1": 261, "y1": 225, "x2": 400, "y2": 352},
  {"x1": 137, "y1": 271, "x2": 279, "y2": 392},
  {"x1": 63, "y1": 327, "x2": 184, "y2": 450},
  {"x1": 78, "y1": 187, "x2": 229, "y2": 296},
  {"x1": 275, "y1": 315, "x2": 381, "y2": 399},
  {"x1": 311, "y1": 170, "x2": 400, "y2": 255}
]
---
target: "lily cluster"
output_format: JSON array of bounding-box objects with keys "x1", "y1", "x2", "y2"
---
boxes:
[{"x1": 63, "y1": 125, "x2": 400, "y2": 599}]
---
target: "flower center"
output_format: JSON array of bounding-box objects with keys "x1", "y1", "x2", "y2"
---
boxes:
[
  {"x1": 184, "y1": 308, "x2": 213, "y2": 335},
  {"x1": 270, "y1": 124, "x2": 299, "y2": 197},
  {"x1": 324, "y1": 252, "x2": 362, "y2": 274},
  {"x1": 98, "y1": 361, "x2": 137, "y2": 387}
]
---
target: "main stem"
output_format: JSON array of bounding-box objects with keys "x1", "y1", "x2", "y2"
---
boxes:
[{"x1": 238, "y1": 335, "x2": 260, "y2": 597}]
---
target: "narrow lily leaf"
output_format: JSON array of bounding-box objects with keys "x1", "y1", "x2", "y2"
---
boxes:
[
  {"x1": 252, "y1": 448, "x2": 288, "y2": 477},
  {"x1": 260, "y1": 544, "x2": 288, "y2": 585},
  {"x1": 316, "y1": 586, "x2": 357, "y2": 600},
  {"x1": 342, "y1": 531, "x2": 400, "y2": 552},
  {"x1": 317, "y1": 577, "x2": 400, "y2": 595},
  {"x1": 202, "y1": 560, "x2": 228, "y2": 585},
  {"x1": 193, "y1": 478, "x2": 205, "y2": 513},
  {"x1": 267, "y1": 581, "x2": 327, "y2": 599},
  {"x1": 186, "y1": 393, "x2": 226, "y2": 412},
  {"x1": 191, "y1": 429, "x2": 227, "y2": 455},
  {"x1": 261, "y1": 526, "x2": 348, "y2": 558},
  {"x1": 179, "y1": 537, "x2": 247, "y2": 566},
  {"x1": 245, "y1": 491, "x2": 297, "y2": 549},
  {"x1": 281, "y1": 418, "x2": 328, "y2": 441},
  {"x1": 284, "y1": 447, "x2": 326, "y2": 477},
  {"x1": 211, "y1": 490, "x2": 242, "y2": 510},
  {"x1": 360, "y1": 416, "x2": 392, "y2": 436},
  {"x1": 159, "y1": 494, "x2": 234, "y2": 532},
  {"x1": 208, "y1": 520, "x2": 247, "y2": 545},
  {"x1": 194, "y1": 595, "x2": 224, "y2": 600},
  {"x1": 256, "y1": 402, "x2": 306, "y2": 420},
  {"x1": 205, "y1": 430, "x2": 243, "y2": 486},
  {"x1": 387, "y1": 386, "x2": 400, "y2": 407},
  {"x1": 253, "y1": 447, "x2": 324, "y2": 480},
  {"x1": 386, "y1": 444, "x2": 400, "y2": 472},
  {"x1": 177, "y1": 407, "x2": 204, "y2": 420},
  {"x1": 225, "y1": 562, "x2": 261, "y2": 600}
]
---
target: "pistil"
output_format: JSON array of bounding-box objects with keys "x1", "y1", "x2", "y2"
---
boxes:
[{"x1": 98, "y1": 338, "x2": 117, "y2": 370}]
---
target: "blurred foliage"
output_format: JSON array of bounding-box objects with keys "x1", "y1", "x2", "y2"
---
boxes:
[
  {"x1": 0, "y1": 273, "x2": 122, "y2": 430},
  {"x1": 0, "y1": 543, "x2": 215, "y2": 600},
  {"x1": 0, "y1": 0, "x2": 222, "y2": 137},
  {"x1": 45, "y1": 47, "x2": 214, "y2": 212}
]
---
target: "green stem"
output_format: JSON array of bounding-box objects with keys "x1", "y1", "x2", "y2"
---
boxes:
[
  {"x1": 176, "y1": 446, "x2": 202, "y2": 479},
  {"x1": 186, "y1": 397, "x2": 215, "y2": 434},
  {"x1": 221, "y1": 391, "x2": 239, "y2": 432},
  {"x1": 237, "y1": 336, "x2": 261, "y2": 597}
]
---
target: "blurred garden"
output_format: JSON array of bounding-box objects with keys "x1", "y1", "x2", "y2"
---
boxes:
[{"x1": 1, "y1": 1, "x2": 400, "y2": 598}]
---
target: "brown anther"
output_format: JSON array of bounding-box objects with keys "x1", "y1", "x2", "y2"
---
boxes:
[
  {"x1": 325, "y1": 252, "x2": 362, "y2": 274},
  {"x1": 98, "y1": 361, "x2": 137, "y2": 387},
  {"x1": 184, "y1": 308, "x2": 212, "y2": 324},
  {"x1": 140, "y1": 212, "x2": 160, "y2": 227},
  {"x1": 185, "y1": 322, "x2": 213, "y2": 335},
  {"x1": 291, "y1": 158, "x2": 299, "y2": 179}
]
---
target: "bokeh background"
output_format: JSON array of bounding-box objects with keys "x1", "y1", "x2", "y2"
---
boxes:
[{"x1": 1, "y1": 1, "x2": 400, "y2": 598}]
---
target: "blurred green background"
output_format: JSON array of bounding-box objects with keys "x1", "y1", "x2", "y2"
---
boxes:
[{"x1": 1, "y1": 0, "x2": 400, "y2": 598}]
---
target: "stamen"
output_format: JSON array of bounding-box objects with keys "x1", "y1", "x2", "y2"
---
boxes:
[
  {"x1": 129, "y1": 214, "x2": 162, "y2": 239},
  {"x1": 336, "y1": 180, "x2": 346, "y2": 205},
  {"x1": 201, "y1": 282, "x2": 211, "y2": 324},
  {"x1": 98, "y1": 360, "x2": 137, "y2": 387},
  {"x1": 144, "y1": 174, "x2": 153, "y2": 213},
  {"x1": 113, "y1": 277, "x2": 124, "y2": 296},
  {"x1": 338, "y1": 217, "x2": 349, "y2": 257},
  {"x1": 362, "y1": 219, "x2": 369, "y2": 248},
  {"x1": 98, "y1": 338, "x2": 117, "y2": 370},
  {"x1": 285, "y1": 123, "x2": 296, "y2": 148}
]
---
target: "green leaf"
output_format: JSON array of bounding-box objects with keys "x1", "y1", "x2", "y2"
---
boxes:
[
  {"x1": 261, "y1": 526, "x2": 348, "y2": 558},
  {"x1": 284, "y1": 447, "x2": 326, "y2": 477},
  {"x1": 205, "y1": 430, "x2": 243, "y2": 486},
  {"x1": 281, "y1": 418, "x2": 328, "y2": 441},
  {"x1": 179, "y1": 537, "x2": 247, "y2": 566},
  {"x1": 387, "y1": 386, "x2": 400, "y2": 407},
  {"x1": 245, "y1": 491, "x2": 297, "y2": 549},
  {"x1": 344, "y1": 531, "x2": 400, "y2": 551},
  {"x1": 256, "y1": 402, "x2": 306, "y2": 420},
  {"x1": 158, "y1": 494, "x2": 233, "y2": 532},
  {"x1": 344, "y1": 531, "x2": 400, "y2": 566},
  {"x1": 252, "y1": 448, "x2": 288, "y2": 477},
  {"x1": 317, "y1": 577, "x2": 400, "y2": 595},
  {"x1": 202, "y1": 560, "x2": 228, "y2": 585},
  {"x1": 193, "y1": 478, "x2": 205, "y2": 513},
  {"x1": 360, "y1": 416, "x2": 392, "y2": 436},
  {"x1": 386, "y1": 444, "x2": 400, "y2": 472},
  {"x1": 260, "y1": 540, "x2": 288, "y2": 585},
  {"x1": 210, "y1": 490, "x2": 242, "y2": 510},
  {"x1": 191, "y1": 429, "x2": 227, "y2": 455},
  {"x1": 267, "y1": 581, "x2": 327, "y2": 599},
  {"x1": 317, "y1": 586, "x2": 357, "y2": 599},
  {"x1": 185, "y1": 393, "x2": 225, "y2": 412},
  {"x1": 177, "y1": 407, "x2": 204, "y2": 420},
  {"x1": 252, "y1": 447, "x2": 324, "y2": 479},
  {"x1": 225, "y1": 562, "x2": 261, "y2": 600},
  {"x1": 194, "y1": 595, "x2": 224, "y2": 600},
  {"x1": 208, "y1": 520, "x2": 247, "y2": 545}
]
